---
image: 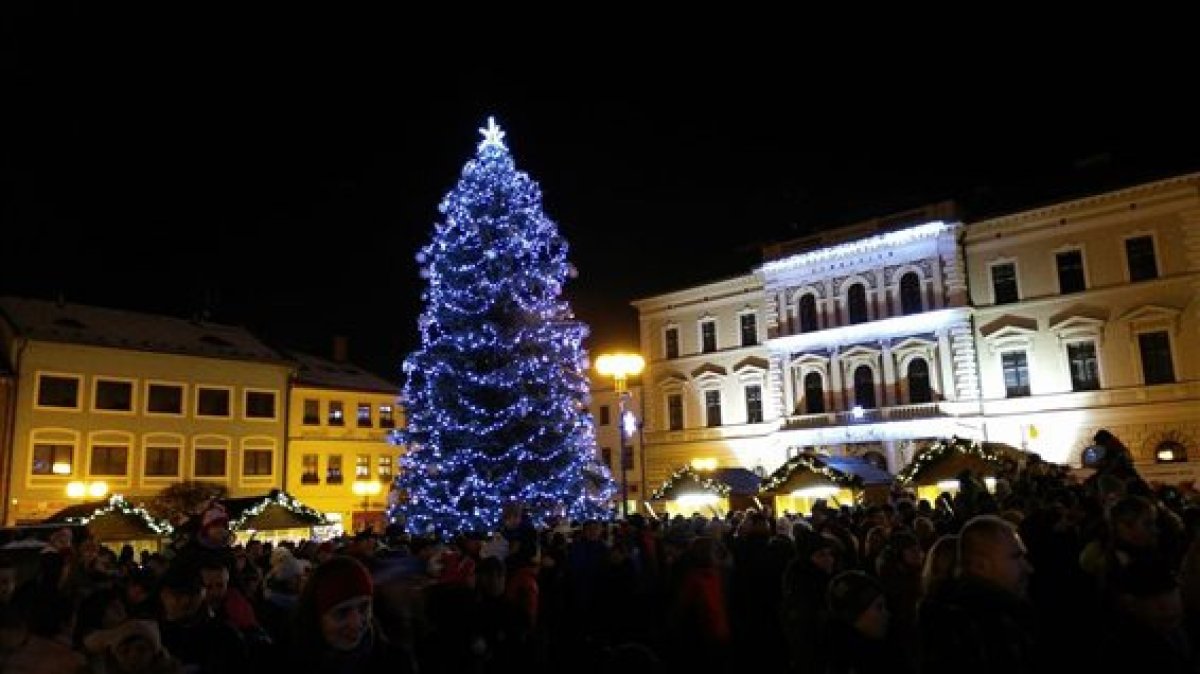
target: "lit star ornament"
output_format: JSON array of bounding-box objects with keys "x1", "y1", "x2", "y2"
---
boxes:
[{"x1": 478, "y1": 116, "x2": 507, "y2": 151}]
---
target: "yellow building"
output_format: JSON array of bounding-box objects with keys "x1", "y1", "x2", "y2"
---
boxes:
[
  {"x1": 284, "y1": 349, "x2": 401, "y2": 535},
  {"x1": 0, "y1": 297, "x2": 293, "y2": 525},
  {"x1": 0, "y1": 357, "x2": 15, "y2": 516}
]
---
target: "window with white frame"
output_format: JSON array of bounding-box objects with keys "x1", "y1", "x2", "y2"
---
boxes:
[
  {"x1": 704, "y1": 390, "x2": 722, "y2": 427},
  {"x1": 745, "y1": 384, "x2": 763, "y2": 423},
  {"x1": 1138, "y1": 331, "x2": 1175, "y2": 385},
  {"x1": 1125, "y1": 235, "x2": 1158, "y2": 282},
  {"x1": 379, "y1": 404, "x2": 395, "y2": 428},
  {"x1": 667, "y1": 393, "x2": 684, "y2": 431},
  {"x1": 804, "y1": 372, "x2": 824, "y2": 413},
  {"x1": 1056, "y1": 249, "x2": 1086, "y2": 294},
  {"x1": 357, "y1": 403, "x2": 373, "y2": 427},
  {"x1": 899, "y1": 272, "x2": 923, "y2": 315},
  {"x1": 242, "y1": 447, "x2": 273, "y2": 477},
  {"x1": 799, "y1": 294, "x2": 819, "y2": 333},
  {"x1": 93, "y1": 378, "x2": 134, "y2": 412},
  {"x1": 990, "y1": 262, "x2": 1019, "y2": 305},
  {"x1": 194, "y1": 445, "x2": 228, "y2": 477},
  {"x1": 1001, "y1": 351, "x2": 1031, "y2": 398},
  {"x1": 1066, "y1": 342, "x2": 1100, "y2": 391},
  {"x1": 32, "y1": 442, "x2": 74, "y2": 476},
  {"x1": 328, "y1": 401, "x2": 345, "y2": 426},
  {"x1": 36, "y1": 374, "x2": 81, "y2": 409},
  {"x1": 146, "y1": 383, "x2": 184, "y2": 415},
  {"x1": 740, "y1": 313, "x2": 758, "y2": 347},
  {"x1": 847, "y1": 284, "x2": 869, "y2": 324},
  {"x1": 144, "y1": 445, "x2": 181, "y2": 477},
  {"x1": 377, "y1": 455, "x2": 393, "y2": 480},
  {"x1": 700, "y1": 320, "x2": 717, "y2": 353},
  {"x1": 665, "y1": 326, "x2": 680, "y2": 359},
  {"x1": 244, "y1": 390, "x2": 277, "y2": 420},
  {"x1": 196, "y1": 387, "x2": 232, "y2": 418},
  {"x1": 90, "y1": 443, "x2": 129, "y2": 476}
]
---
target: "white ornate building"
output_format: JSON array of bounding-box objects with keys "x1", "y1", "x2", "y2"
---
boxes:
[{"x1": 628, "y1": 174, "x2": 1200, "y2": 490}]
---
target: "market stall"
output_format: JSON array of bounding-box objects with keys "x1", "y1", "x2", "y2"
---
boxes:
[
  {"x1": 44, "y1": 495, "x2": 173, "y2": 554},
  {"x1": 896, "y1": 437, "x2": 1022, "y2": 502},
  {"x1": 650, "y1": 465, "x2": 762, "y2": 517},
  {"x1": 759, "y1": 453, "x2": 892, "y2": 515}
]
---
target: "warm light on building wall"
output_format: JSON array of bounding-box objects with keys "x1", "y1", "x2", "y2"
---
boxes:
[
  {"x1": 66, "y1": 481, "x2": 108, "y2": 499},
  {"x1": 676, "y1": 492, "x2": 719, "y2": 508},
  {"x1": 352, "y1": 480, "x2": 382, "y2": 497},
  {"x1": 691, "y1": 457, "x2": 718, "y2": 471},
  {"x1": 594, "y1": 354, "x2": 645, "y2": 383},
  {"x1": 51, "y1": 462, "x2": 72, "y2": 476}
]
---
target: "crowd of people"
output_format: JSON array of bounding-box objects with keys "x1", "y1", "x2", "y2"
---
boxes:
[{"x1": 2, "y1": 429, "x2": 1199, "y2": 673}]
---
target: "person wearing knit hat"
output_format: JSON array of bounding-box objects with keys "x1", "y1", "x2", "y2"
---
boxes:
[
  {"x1": 198, "y1": 503, "x2": 231, "y2": 549},
  {"x1": 86, "y1": 619, "x2": 184, "y2": 673},
  {"x1": 827, "y1": 570, "x2": 888, "y2": 637},
  {"x1": 290, "y1": 556, "x2": 417, "y2": 673}
]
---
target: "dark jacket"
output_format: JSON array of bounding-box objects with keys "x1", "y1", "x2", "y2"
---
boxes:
[{"x1": 918, "y1": 577, "x2": 1039, "y2": 674}]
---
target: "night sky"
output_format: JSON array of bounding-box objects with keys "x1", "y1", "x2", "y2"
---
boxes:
[{"x1": 5, "y1": 7, "x2": 1199, "y2": 382}]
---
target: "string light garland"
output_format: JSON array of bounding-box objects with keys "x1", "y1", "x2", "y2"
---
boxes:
[
  {"x1": 228, "y1": 491, "x2": 328, "y2": 531},
  {"x1": 65, "y1": 495, "x2": 174, "y2": 537},
  {"x1": 758, "y1": 453, "x2": 862, "y2": 493},
  {"x1": 392, "y1": 116, "x2": 614, "y2": 537},
  {"x1": 650, "y1": 465, "x2": 732, "y2": 500},
  {"x1": 896, "y1": 436, "x2": 1002, "y2": 485}
]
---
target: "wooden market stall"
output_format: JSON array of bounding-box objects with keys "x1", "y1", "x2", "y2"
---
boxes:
[
  {"x1": 760, "y1": 453, "x2": 893, "y2": 515},
  {"x1": 650, "y1": 466, "x2": 761, "y2": 517},
  {"x1": 223, "y1": 490, "x2": 329, "y2": 545},
  {"x1": 895, "y1": 437, "x2": 1023, "y2": 503},
  {"x1": 44, "y1": 495, "x2": 173, "y2": 554}
]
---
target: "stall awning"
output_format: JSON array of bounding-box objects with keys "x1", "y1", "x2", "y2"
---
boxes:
[
  {"x1": 44, "y1": 496, "x2": 173, "y2": 540},
  {"x1": 222, "y1": 491, "x2": 328, "y2": 531},
  {"x1": 760, "y1": 453, "x2": 864, "y2": 495},
  {"x1": 651, "y1": 466, "x2": 733, "y2": 500},
  {"x1": 897, "y1": 437, "x2": 1022, "y2": 486}
]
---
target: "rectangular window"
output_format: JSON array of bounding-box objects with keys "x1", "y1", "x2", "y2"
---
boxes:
[
  {"x1": 665, "y1": 327, "x2": 680, "y2": 359},
  {"x1": 1126, "y1": 235, "x2": 1158, "y2": 282},
  {"x1": 745, "y1": 384, "x2": 763, "y2": 423},
  {"x1": 667, "y1": 394, "x2": 684, "y2": 431},
  {"x1": 37, "y1": 375, "x2": 80, "y2": 408},
  {"x1": 356, "y1": 454, "x2": 370, "y2": 479},
  {"x1": 303, "y1": 399, "x2": 320, "y2": 425},
  {"x1": 245, "y1": 391, "x2": 276, "y2": 419},
  {"x1": 328, "y1": 401, "x2": 345, "y2": 426},
  {"x1": 1067, "y1": 342, "x2": 1100, "y2": 391},
  {"x1": 147, "y1": 384, "x2": 184, "y2": 414},
  {"x1": 195, "y1": 448, "x2": 227, "y2": 477},
  {"x1": 90, "y1": 445, "x2": 128, "y2": 476},
  {"x1": 31, "y1": 444, "x2": 73, "y2": 476},
  {"x1": 1138, "y1": 331, "x2": 1175, "y2": 385},
  {"x1": 377, "y1": 455, "x2": 393, "y2": 480},
  {"x1": 740, "y1": 314, "x2": 758, "y2": 347},
  {"x1": 601, "y1": 447, "x2": 612, "y2": 468},
  {"x1": 701, "y1": 321, "x2": 717, "y2": 353},
  {"x1": 991, "y1": 263, "x2": 1018, "y2": 305},
  {"x1": 379, "y1": 405, "x2": 395, "y2": 429},
  {"x1": 599, "y1": 405, "x2": 611, "y2": 426},
  {"x1": 1001, "y1": 351, "x2": 1031, "y2": 398},
  {"x1": 327, "y1": 455, "x2": 343, "y2": 483},
  {"x1": 1056, "y1": 250, "x2": 1086, "y2": 294},
  {"x1": 94, "y1": 379, "x2": 134, "y2": 412},
  {"x1": 357, "y1": 403, "x2": 372, "y2": 427},
  {"x1": 144, "y1": 446, "x2": 180, "y2": 477},
  {"x1": 302, "y1": 454, "x2": 320, "y2": 484},
  {"x1": 196, "y1": 387, "x2": 231, "y2": 417},
  {"x1": 243, "y1": 450, "x2": 273, "y2": 476},
  {"x1": 705, "y1": 390, "x2": 722, "y2": 427}
]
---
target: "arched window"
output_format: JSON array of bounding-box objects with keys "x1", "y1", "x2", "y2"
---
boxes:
[
  {"x1": 908, "y1": 358, "x2": 932, "y2": 403},
  {"x1": 804, "y1": 372, "x2": 825, "y2": 414},
  {"x1": 853, "y1": 365, "x2": 876, "y2": 409},
  {"x1": 799, "y1": 294, "x2": 819, "y2": 333},
  {"x1": 847, "y1": 284, "x2": 868, "y2": 324},
  {"x1": 900, "y1": 272, "x2": 923, "y2": 315}
]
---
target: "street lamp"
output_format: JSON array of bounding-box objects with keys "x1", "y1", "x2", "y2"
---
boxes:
[
  {"x1": 595, "y1": 352, "x2": 645, "y2": 518},
  {"x1": 66, "y1": 481, "x2": 108, "y2": 499}
]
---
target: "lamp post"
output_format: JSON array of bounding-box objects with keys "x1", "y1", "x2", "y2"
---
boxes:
[
  {"x1": 595, "y1": 353, "x2": 645, "y2": 518},
  {"x1": 66, "y1": 481, "x2": 108, "y2": 500}
]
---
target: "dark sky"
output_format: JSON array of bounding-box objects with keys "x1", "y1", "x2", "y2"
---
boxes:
[{"x1": 5, "y1": 7, "x2": 1199, "y2": 381}]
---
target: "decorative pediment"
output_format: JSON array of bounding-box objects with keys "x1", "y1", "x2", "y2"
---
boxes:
[
  {"x1": 655, "y1": 371, "x2": 688, "y2": 389},
  {"x1": 690, "y1": 363, "x2": 727, "y2": 379},
  {"x1": 980, "y1": 316, "x2": 1038, "y2": 351},
  {"x1": 733, "y1": 356, "x2": 770, "y2": 373},
  {"x1": 788, "y1": 352, "x2": 829, "y2": 368},
  {"x1": 892, "y1": 335, "x2": 937, "y2": 353},
  {"x1": 1120, "y1": 304, "x2": 1182, "y2": 325},
  {"x1": 840, "y1": 344, "x2": 882, "y2": 360},
  {"x1": 1048, "y1": 313, "x2": 1107, "y2": 345}
]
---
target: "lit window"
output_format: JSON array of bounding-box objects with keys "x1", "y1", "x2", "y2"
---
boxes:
[
  {"x1": 357, "y1": 404, "x2": 372, "y2": 427},
  {"x1": 377, "y1": 455, "x2": 393, "y2": 479},
  {"x1": 302, "y1": 454, "x2": 319, "y2": 484},
  {"x1": 32, "y1": 444, "x2": 73, "y2": 476},
  {"x1": 356, "y1": 454, "x2": 370, "y2": 479},
  {"x1": 327, "y1": 455, "x2": 343, "y2": 483},
  {"x1": 328, "y1": 401, "x2": 345, "y2": 426},
  {"x1": 379, "y1": 405, "x2": 395, "y2": 429}
]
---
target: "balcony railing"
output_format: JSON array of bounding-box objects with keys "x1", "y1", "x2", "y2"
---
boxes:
[{"x1": 782, "y1": 402, "x2": 943, "y2": 430}]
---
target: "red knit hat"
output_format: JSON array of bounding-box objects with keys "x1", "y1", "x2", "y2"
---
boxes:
[{"x1": 314, "y1": 557, "x2": 374, "y2": 616}]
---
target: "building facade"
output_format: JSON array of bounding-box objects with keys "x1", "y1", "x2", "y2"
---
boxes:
[
  {"x1": 630, "y1": 175, "x2": 1200, "y2": 492},
  {"x1": 0, "y1": 298, "x2": 293, "y2": 525},
  {"x1": 588, "y1": 373, "x2": 644, "y2": 515},
  {"x1": 284, "y1": 349, "x2": 402, "y2": 534},
  {"x1": 964, "y1": 174, "x2": 1200, "y2": 473}
]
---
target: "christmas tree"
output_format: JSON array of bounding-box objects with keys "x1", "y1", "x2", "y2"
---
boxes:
[{"x1": 394, "y1": 117, "x2": 614, "y2": 536}]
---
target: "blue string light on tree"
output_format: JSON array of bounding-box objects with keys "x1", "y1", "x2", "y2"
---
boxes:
[{"x1": 392, "y1": 116, "x2": 615, "y2": 537}]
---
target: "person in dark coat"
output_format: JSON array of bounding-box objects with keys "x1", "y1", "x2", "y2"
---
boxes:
[
  {"x1": 919, "y1": 515, "x2": 1040, "y2": 674},
  {"x1": 780, "y1": 531, "x2": 837, "y2": 674},
  {"x1": 825, "y1": 570, "x2": 912, "y2": 674},
  {"x1": 289, "y1": 555, "x2": 416, "y2": 674}
]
